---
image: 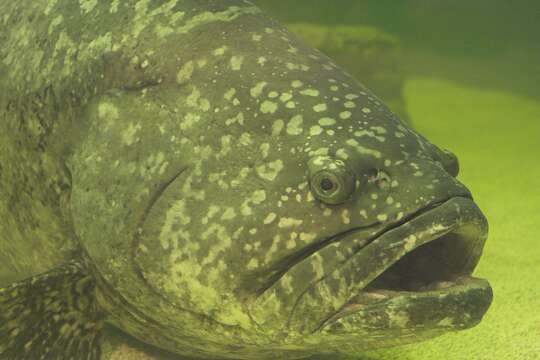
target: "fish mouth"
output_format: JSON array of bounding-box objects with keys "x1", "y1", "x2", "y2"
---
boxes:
[{"x1": 316, "y1": 196, "x2": 492, "y2": 335}]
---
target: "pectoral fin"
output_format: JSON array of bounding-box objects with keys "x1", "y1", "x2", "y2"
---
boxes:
[{"x1": 0, "y1": 261, "x2": 104, "y2": 360}]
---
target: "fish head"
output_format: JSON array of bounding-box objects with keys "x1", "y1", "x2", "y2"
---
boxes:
[{"x1": 69, "y1": 8, "x2": 491, "y2": 358}]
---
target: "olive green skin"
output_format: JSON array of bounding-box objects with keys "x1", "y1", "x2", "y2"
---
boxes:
[{"x1": 0, "y1": 1, "x2": 489, "y2": 359}]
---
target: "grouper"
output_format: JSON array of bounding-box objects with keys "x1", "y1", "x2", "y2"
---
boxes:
[{"x1": 0, "y1": 0, "x2": 493, "y2": 359}]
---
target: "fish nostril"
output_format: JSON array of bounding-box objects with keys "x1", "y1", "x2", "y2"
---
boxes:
[
  {"x1": 367, "y1": 168, "x2": 391, "y2": 190},
  {"x1": 434, "y1": 148, "x2": 459, "y2": 177},
  {"x1": 440, "y1": 149, "x2": 460, "y2": 177}
]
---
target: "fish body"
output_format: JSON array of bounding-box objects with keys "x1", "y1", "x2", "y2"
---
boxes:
[{"x1": 0, "y1": 0, "x2": 492, "y2": 359}]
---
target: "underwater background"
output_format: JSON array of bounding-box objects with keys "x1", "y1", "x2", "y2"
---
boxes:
[{"x1": 95, "y1": 1, "x2": 540, "y2": 359}]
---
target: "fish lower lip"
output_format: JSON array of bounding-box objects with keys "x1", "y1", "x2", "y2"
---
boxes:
[
  {"x1": 323, "y1": 276, "x2": 492, "y2": 332},
  {"x1": 317, "y1": 196, "x2": 492, "y2": 332}
]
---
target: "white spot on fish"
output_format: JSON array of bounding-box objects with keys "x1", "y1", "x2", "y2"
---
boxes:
[
  {"x1": 310, "y1": 125, "x2": 323, "y2": 136},
  {"x1": 286, "y1": 234, "x2": 297, "y2": 249},
  {"x1": 260, "y1": 143, "x2": 270, "y2": 159},
  {"x1": 319, "y1": 117, "x2": 336, "y2": 126},
  {"x1": 272, "y1": 119, "x2": 285, "y2": 136},
  {"x1": 286, "y1": 115, "x2": 303, "y2": 135},
  {"x1": 256, "y1": 160, "x2": 284, "y2": 181},
  {"x1": 336, "y1": 148, "x2": 349, "y2": 159},
  {"x1": 299, "y1": 232, "x2": 317, "y2": 242},
  {"x1": 247, "y1": 258, "x2": 259, "y2": 269},
  {"x1": 286, "y1": 101, "x2": 296, "y2": 109},
  {"x1": 260, "y1": 100, "x2": 278, "y2": 114},
  {"x1": 224, "y1": 88, "x2": 236, "y2": 101},
  {"x1": 300, "y1": 88, "x2": 320, "y2": 97},
  {"x1": 213, "y1": 46, "x2": 227, "y2": 56},
  {"x1": 280, "y1": 92, "x2": 293, "y2": 102},
  {"x1": 313, "y1": 103, "x2": 328, "y2": 112},
  {"x1": 341, "y1": 209, "x2": 350, "y2": 224},
  {"x1": 250, "y1": 81, "x2": 268, "y2": 98},
  {"x1": 121, "y1": 123, "x2": 142, "y2": 146},
  {"x1": 221, "y1": 207, "x2": 237, "y2": 220},
  {"x1": 238, "y1": 132, "x2": 252, "y2": 146},
  {"x1": 286, "y1": 62, "x2": 299, "y2": 70},
  {"x1": 176, "y1": 61, "x2": 195, "y2": 84},
  {"x1": 346, "y1": 138, "x2": 382, "y2": 158},
  {"x1": 251, "y1": 190, "x2": 267, "y2": 204},
  {"x1": 230, "y1": 55, "x2": 244, "y2": 70},
  {"x1": 263, "y1": 212, "x2": 277, "y2": 224},
  {"x1": 404, "y1": 234, "x2": 417, "y2": 251},
  {"x1": 340, "y1": 111, "x2": 352, "y2": 120},
  {"x1": 278, "y1": 217, "x2": 303, "y2": 228}
]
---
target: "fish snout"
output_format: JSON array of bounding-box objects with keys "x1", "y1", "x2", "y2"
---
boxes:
[{"x1": 373, "y1": 156, "x2": 472, "y2": 225}]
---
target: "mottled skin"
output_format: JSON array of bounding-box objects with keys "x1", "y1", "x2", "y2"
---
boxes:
[{"x1": 0, "y1": 0, "x2": 492, "y2": 359}]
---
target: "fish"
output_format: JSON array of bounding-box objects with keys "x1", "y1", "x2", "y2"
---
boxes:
[{"x1": 0, "y1": 0, "x2": 492, "y2": 359}]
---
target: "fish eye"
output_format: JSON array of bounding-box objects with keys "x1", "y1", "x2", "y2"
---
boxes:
[
  {"x1": 320, "y1": 177, "x2": 335, "y2": 191},
  {"x1": 308, "y1": 156, "x2": 356, "y2": 205},
  {"x1": 313, "y1": 171, "x2": 340, "y2": 195}
]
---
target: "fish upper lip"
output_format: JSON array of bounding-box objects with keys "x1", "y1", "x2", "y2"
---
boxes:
[
  {"x1": 319, "y1": 193, "x2": 476, "y2": 262},
  {"x1": 367, "y1": 194, "x2": 473, "y2": 239}
]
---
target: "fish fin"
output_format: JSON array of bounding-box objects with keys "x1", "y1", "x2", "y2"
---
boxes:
[{"x1": 0, "y1": 261, "x2": 104, "y2": 360}]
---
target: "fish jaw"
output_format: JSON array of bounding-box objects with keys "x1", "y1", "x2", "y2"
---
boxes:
[
  {"x1": 321, "y1": 276, "x2": 492, "y2": 337},
  {"x1": 287, "y1": 196, "x2": 492, "y2": 350}
]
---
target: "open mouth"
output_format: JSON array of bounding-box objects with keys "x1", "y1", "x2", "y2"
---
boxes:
[
  {"x1": 365, "y1": 221, "x2": 482, "y2": 293},
  {"x1": 316, "y1": 196, "x2": 493, "y2": 333}
]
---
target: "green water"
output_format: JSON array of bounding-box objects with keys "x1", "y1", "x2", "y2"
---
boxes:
[{"x1": 254, "y1": 1, "x2": 540, "y2": 359}]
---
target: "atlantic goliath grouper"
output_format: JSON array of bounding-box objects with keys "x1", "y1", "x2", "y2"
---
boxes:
[{"x1": 0, "y1": 0, "x2": 493, "y2": 359}]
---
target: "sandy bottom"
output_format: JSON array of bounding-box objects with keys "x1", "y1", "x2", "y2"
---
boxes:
[{"x1": 360, "y1": 76, "x2": 540, "y2": 360}]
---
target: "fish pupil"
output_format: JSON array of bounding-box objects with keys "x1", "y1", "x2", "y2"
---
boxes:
[{"x1": 320, "y1": 178, "x2": 334, "y2": 191}]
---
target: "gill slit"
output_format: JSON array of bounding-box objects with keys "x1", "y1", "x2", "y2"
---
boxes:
[{"x1": 127, "y1": 166, "x2": 258, "y2": 331}]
